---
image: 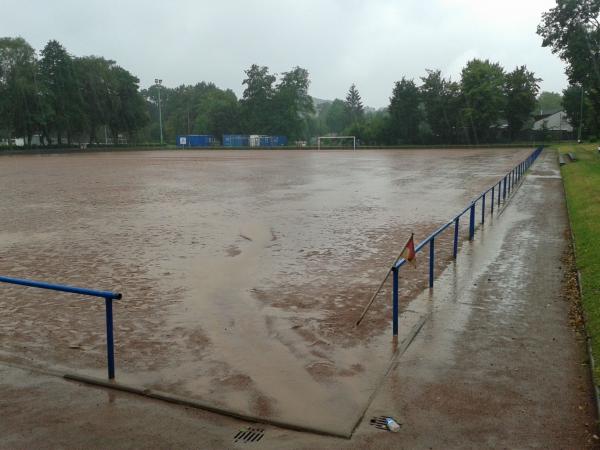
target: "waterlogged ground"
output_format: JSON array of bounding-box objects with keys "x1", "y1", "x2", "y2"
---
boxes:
[{"x1": 0, "y1": 148, "x2": 531, "y2": 435}]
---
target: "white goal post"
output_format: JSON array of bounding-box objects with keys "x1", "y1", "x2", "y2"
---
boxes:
[{"x1": 317, "y1": 136, "x2": 356, "y2": 151}]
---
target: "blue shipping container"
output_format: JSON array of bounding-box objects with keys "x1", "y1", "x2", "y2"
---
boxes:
[
  {"x1": 176, "y1": 135, "x2": 215, "y2": 147},
  {"x1": 271, "y1": 136, "x2": 288, "y2": 146},
  {"x1": 223, "y1": 135, "x2": 249, "y2": 147}
]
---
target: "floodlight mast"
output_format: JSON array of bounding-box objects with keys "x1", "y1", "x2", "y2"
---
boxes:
[{"x1": 155, "y1": 78, "x2": 164, "y2": 145}]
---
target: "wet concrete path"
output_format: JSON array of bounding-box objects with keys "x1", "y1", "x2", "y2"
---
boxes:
[
  {"x1": 1, "y1": 149, "x2": 596, "y2": 448},
  {"x1": 349, "y1": 148, "x2": 597, "y2": 448}
]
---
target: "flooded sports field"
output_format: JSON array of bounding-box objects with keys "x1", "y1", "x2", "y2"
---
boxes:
[{"x1": 0, "y1": 148, "x2": 531, "y2": 435}]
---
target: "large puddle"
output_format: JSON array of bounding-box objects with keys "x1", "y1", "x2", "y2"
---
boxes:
[{"x1": 0, "y1": 148, "x2": 532, "y2": 435}]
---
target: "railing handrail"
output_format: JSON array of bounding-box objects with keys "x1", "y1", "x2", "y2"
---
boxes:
[
  {"x1": 395, "y1": 146, "x2": 543, "y2": 270},
  {"x1": 0, "y1": 275, "x2": 121, "y2": 300},
  {"x1": 0, "y1": 275, "x2": 121, "y2": 379}
]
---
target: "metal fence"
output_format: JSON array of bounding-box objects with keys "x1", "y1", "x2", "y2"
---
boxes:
[
  {"x1": 390, "y1": 146, "x2": 544, "y2": 336},
  {"x1": 0, "y1": 276, "x2": 122, "y2": 379}
]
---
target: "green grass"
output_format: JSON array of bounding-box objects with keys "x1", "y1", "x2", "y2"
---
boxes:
[{"x1": 556, "y1": 142, "x2": 600, "y2": 383}]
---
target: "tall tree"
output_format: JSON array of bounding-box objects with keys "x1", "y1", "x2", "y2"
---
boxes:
[
  {"x1": 504, "y1": 66, "x2": 541, "y2": 140},
  {"x1": 538, "y1": 0, "x2": 600, "y2": 88},
  {"x1": 197, "y1": 88, "x2": 241, "y2": 138},
  {"x1": 460, "y1": 59, "x2": 506, "y2": 143},
  {"x1": 538, "y1": 0, "x2": 600, "y2": 135},
  {"x1": 420, "y1": 70, "x2": 462, "y2": 143},
  {"x1": 0, "y1": 37, "x2": 40, "y2": 144},
  {"x1": 38, "y1": 40, "x2": 83, "y2": 144},
  {"x1": 344, "y1": 84, "x2": 364, "y2": 125},
  {"x1": 74, "y1": 56, "x2": 147, "y2": 143},
  {"x1": 388, "y1": 77, "x2": 421, "y2": 143},
  {"x1": 240, "y1": 64, "x2": 276, "y2": 133},
  {"x1": 321, "y1": 99, "x2": 348, "y2": 133},
  {"x1": 107, "y1": 65, "x2": 148, "y2": 142},
  {"x1": 272, "y1": 66, "x2": 314, "y2": 139},
  {"x1": 74, "y1": 56, "x2": 113, "y2": 143}
]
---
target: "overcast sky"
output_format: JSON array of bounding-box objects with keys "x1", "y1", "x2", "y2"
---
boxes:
[{"x1": 6, "y1": 0, "x2": 566, "y2": 108}]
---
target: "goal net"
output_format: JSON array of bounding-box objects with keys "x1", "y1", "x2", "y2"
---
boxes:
[{"x1": 317, "y1": 136, "x2": 356, "y2": 151}]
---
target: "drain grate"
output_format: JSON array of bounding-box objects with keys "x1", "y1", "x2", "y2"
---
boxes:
[
  {"x1": 234, "y1": 427, "x2": 265, "y2": 444},
  {"x1": 370, "y1": 416, "x2": 400, "y2": 431}
]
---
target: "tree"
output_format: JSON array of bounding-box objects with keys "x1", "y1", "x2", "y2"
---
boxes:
[
  {"x1": 75, "y1": 56, "x2": 147, "y2": 144},
  {"x1": 240, "y1": 64, "x2": 276, "y2": 133},
  {"x1": 197, "y1": 88, "x2": 241, "y2": 138},
  {"x1": 460, "y1": 59, "x2": 506, "y2": 143},
  {"x1": 38, "y1": 40, "x2": 83, "y2": 144},
  {"x1": 419, "y1": 70, "x2": 462, "y2": 144},
  {"x1": 344, "y1": 84, "x2": 364, "y2": 125},
  {"x1": 107, "y1": 65, "x2": 148, "y2": 142},
  {"x1": 74, "y1": 56, "x2": 114, "y2": 143},
  {"x1": 538, "y1": 0, "x2": 600, "y2": 88},
  {"x1": 272, "y1": 66, "x2": 314, "y2": 139},
  {"x1": 538, "y1": 0, "x2": 600, "y2": 136},
  {"x1": 504, "y1": 66, "x2": 540, "y2": 140},
  {"x1": 322, "y1": 99, "x2": 348, "y2": 134},
  {"x1": 362, "y1": 110, "x2": 392, "y2": 145},
  {"x1": 0, "y1": 37, "x2": 40, "y2": 144},
  {"x1": 536, "y1": 91, "x2": 563, "y2": 114},
  {"x1": 388, "y1": 77, "x2": 421, "y2": 143}
]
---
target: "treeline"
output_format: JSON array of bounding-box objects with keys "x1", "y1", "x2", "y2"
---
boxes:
[
  {"x1": 140, "y1": 65, "x2": 314, "y2": 143},
  {"x1": 0, "y1": 37, "x2": 147, "y2": 146},
  {"x1": 315, "y1": 61, "x2": 541, "y2": 146},
  {"x1": 149, "y1": 61, "x2": 543, "y2": 146},
  {"x1": 1, "y1": 35, "x2": 573, "y2": 147}
]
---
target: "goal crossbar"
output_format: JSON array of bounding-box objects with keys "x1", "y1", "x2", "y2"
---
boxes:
[{"x1": 317, "y1": 136, "x2": 356, "y2": 151}]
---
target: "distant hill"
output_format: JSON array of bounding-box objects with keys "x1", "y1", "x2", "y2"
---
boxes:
[
  {"x1": 311, "y1": 97, "x2": 332, "y2": 107},
  {"x1": 311, "y1": 96, "x2": 379, "y2": 113}
]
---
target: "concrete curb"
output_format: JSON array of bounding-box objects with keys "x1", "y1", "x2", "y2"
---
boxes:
[{"x1": 62, "y1": 373, "x2": 350, "y2": 439}]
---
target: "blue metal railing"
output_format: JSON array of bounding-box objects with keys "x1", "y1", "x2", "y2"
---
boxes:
[
  {"x1": 390, "y1": 146, "x2": 544, "y2": 335},
  {"x1": 0, "y1": 275, "x2": 122, "y2": 379}
]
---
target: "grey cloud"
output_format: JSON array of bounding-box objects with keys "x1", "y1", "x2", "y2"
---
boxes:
[{"x1": 4, "y1": 0, "x2": 567, "y2": 107}]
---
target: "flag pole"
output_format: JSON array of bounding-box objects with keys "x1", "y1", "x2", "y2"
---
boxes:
[{"x1": 355, "y1": 233, "x2": 414, "y2": 327}]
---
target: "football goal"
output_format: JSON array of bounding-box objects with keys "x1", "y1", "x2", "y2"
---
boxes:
[{"x1": 317, "y1": 136, "x2": 356, "y2": 151}]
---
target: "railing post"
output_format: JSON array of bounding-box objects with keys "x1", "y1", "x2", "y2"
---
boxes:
[
  {"x1": 105, "y1": 297, "x2": 115, "y2": 379},
  {"x1": 481, "y1": 193, "x2": 486, "y2": 225},
  {"x1": 392, "y1": 267, "x2": 399, "y2": 336},
  {"x1": 453, "y1": 217, "x2": 459, "y2": 259},
  {"x1": 498, "y1": 181, "x2": 501, "y2": 205},
  {"x1": 429, "y1": 238, "x2": 435, "y2": 288},
  {"x1": 503, "y1": 176, "x2": 507, "y2": 201},
  {"x1": 491, "y1": 186, "x2": 495, "y2": 213},
  {"x1": 469, "y1": 203, "x2": 475, "y2": 240}
]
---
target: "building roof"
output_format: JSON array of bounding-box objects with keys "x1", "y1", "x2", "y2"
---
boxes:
[{"x1": 532, "y1": 110, "x2": 573, "y2": 132}]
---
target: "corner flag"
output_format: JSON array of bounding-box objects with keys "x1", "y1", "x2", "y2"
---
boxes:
[{"x1": 399, "y1": 233, "x2": 416, "y2": 264}]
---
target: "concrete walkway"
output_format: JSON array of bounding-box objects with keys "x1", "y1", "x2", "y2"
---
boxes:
[
  {"x1": 348, "y1": 148, "x2": 598, "y2": 448},
  {"x1": 0, "y1": 149, "x2": 596, "y2": 449}
]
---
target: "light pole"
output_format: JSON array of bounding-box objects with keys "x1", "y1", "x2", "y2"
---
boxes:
[
  {"x1": 155, "y1": 78, "x2": 164, "y2": 145},
  {"x1": 578, "y1": 83, "x2": 584, "y2": 143}
]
